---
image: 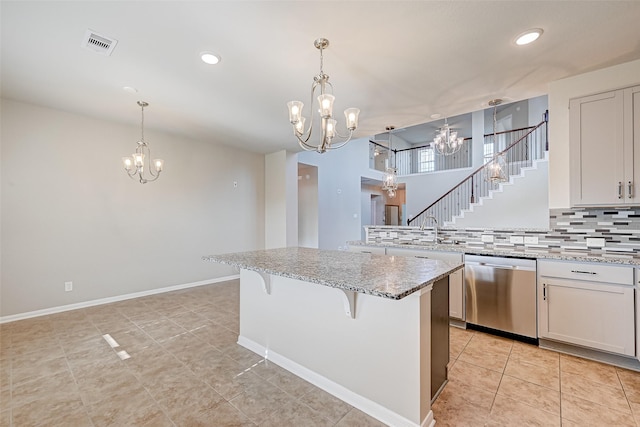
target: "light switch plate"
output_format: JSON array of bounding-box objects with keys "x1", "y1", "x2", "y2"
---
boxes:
[
  {"x1": 524, "y1": 236, "x2": 539, "y2": 244},
  {"x1": 481, "y1": 234, "x2": 494, "y2": 243},
  {"x1": 510, "y1": 235, "x2": 525, "y2": 244}
]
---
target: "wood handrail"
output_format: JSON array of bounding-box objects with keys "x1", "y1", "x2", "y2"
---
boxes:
[
  {"x1": 483, "y1": 125, "x2": 535, "y2": 138},
  {"x1": 407, "y1": 119, "x2": 546, "y2": 225},
  {"x1": 394, "y1": 137, "x2": 472, "y2": 153},
  {"x1": 370, "y1": 125, "x2": 535, "y2": 155}
]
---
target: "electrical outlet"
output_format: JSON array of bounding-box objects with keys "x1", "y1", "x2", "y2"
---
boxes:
[
  {"x1": 65, "y1": 281, "x2": 73, "y2": 292},
  {"x1": 586, "y1": 237, "x2": 606, "y2": 248},
  {"x1": 524, "y1": 236, "x2": 539, "y2": 245},
  {"x1": 481, "y1": 234, "x2": 494, "y2": 243},
  {"x1": 510, "y1": 235, "x2": 525, "y2": 244}
]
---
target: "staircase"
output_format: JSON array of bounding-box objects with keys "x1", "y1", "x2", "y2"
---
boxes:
[
  {"x1": 407, "y1": 116, "x2": 548, "y2": 228},
  {"x1": 446, "y1": 154, "x2": 549, "y2": 228}
]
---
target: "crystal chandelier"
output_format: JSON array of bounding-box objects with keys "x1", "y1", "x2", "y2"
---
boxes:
[
  {"x1": 287, "y1": 38, "x2": 360, "y2": 153},
  {"x1": 122, "y1": 101, "x2": 164, "y2": 184},
  {"x1": 381, "y1": 126, "x2": 398, "y2": 198},
  {"x1": 432, "y1": 118, "x2": 464, "y2": 156},
  {"x1": 486, "y1": 99, "x2": 508, "y2": 183}
]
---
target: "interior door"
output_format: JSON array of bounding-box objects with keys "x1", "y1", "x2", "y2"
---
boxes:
[{"x1": 385, "y1": 205, "x2": 399, "y2": 225}]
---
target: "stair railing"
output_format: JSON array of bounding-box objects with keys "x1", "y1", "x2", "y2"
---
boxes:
[{"x1": 407, "y1": 116, "x2": 548, "y2": 227}]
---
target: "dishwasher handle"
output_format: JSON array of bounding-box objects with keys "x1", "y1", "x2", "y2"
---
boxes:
[
  {"x1": 466, "y1": 261, "x2": 535, "y2": 271},
  {"x1": 477, "y1": 262, "x2": 516, "y2": 269}
]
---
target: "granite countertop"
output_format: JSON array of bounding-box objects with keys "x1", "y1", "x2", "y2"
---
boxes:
[
  {"x1": 203, "y1": 247, "x2": 463, "y2": 300},
  {"x1": 348, "y1": 240, "x2": 640, "y2": 266}
]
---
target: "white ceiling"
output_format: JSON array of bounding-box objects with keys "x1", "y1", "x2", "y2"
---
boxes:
[{"x1": 2, "y1": 1, "x2": 640, "y2": 154}]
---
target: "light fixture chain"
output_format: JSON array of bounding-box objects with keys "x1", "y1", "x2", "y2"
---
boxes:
[{"x1": 141, "y1": 103, "x2": 145, "y2": 142}]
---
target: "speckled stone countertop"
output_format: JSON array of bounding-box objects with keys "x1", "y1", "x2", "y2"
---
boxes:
[
  {"x1": 348, "y1": 241, "x2": 640, "y2": 266},
  {"x1": 202, "y1": 247, "x2": 463, "y2": 300}
]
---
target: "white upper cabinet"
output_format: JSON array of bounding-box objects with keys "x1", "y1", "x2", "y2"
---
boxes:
[{"x1": 570, "y1": 85, "x2": 640, "y2": 207}]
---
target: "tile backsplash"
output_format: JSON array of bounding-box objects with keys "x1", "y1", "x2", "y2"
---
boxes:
[{"x1": 364, "y1": 208, "x2": 640, "y2": 258}]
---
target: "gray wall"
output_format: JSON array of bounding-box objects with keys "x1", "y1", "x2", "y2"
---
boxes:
[
  {"x1": 1, "y1": 99, "x2": 265, "y2": 317},
  {"x1": 298, "y1": 163, "x2": 318, "y2": 248},
  {"x1": 298, "y1": 137, "x2": 381, "y2": 250}
]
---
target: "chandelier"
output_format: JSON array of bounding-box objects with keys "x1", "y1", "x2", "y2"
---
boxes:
[
  {"x1": 432, "y1": 118, "x2": 464, "y2": 156},
  {"x1": 122, "y1": 101, "x2": 164, "y2": 184},
  {"x1": 287, "y1": 38, "x2": 360, "y2": 153},
  {"x1": 381, "y1": 126, "x2": 398, "y2": 198},
  {"x1": 486, "y1": 99, "x2": 508, "y2": 183}
]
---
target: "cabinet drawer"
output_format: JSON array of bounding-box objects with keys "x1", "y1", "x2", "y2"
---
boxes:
[
  {"x1": 347, "y1": 246, "x2": 386, "y2": 255},
  {"x1": 386, "y1": 247, "x2": 463, "y2": 263},
  {"x1": 538, "y1": 259, "x2": 633, "y2": 285}
]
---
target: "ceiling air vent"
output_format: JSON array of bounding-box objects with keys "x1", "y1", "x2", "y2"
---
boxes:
[{"x1": 81, "y1": 29, "x2": 118, "y2": 56}]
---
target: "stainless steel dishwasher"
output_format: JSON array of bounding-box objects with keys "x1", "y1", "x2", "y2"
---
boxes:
[{"x1": 465, "y1": 255, "x2": 537, "y2": 339}]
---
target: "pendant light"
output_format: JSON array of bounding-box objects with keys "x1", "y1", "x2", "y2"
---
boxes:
[
  {"x1": 486, "y1": 99, "x2": 508, "y2": 183},
  {"x1": 287, "y1": 38, "x2": 360, "y2": 153},
  {"x1": 122, "y1": 101, "x2": 164, "y2": 184},
  {"x1": 432, "y1": 118, "x2": 464, "y2": 156},
  {"x1": 381, "y1": 126, "x2": 398, "y2": 198}
]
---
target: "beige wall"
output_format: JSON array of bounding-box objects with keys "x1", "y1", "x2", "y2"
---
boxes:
[
  {"x1": 1, "y1": 99, "x2": 265, "y2": 317},
  {"x1": 548, "y1": 59, "x2": 640, "y2": 208},
  {"x1": 265, "y1": 150, "x2": 298, "y2": 249}
]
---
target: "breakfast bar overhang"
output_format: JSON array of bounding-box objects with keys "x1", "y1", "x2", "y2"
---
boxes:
[{"x1": 203, "y1": 247, "x2": 463, "y2": 427}]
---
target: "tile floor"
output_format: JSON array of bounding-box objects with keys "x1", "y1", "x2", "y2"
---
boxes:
[
  {"x1": 434, "y1": 326, "x2": 640, "y2": 426},
  {"x1": 2, "y1": 279, "x2": 640, "y2": 426},
  {"x1": 0, "y1": 280, "x2": 384, "y2": 427}
]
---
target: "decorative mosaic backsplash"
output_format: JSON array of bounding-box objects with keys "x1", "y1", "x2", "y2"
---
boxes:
[{"x1": 365, "y1": 208, "x2": 640, "y2": 258}]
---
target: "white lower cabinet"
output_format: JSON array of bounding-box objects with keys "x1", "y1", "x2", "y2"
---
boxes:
[
  {"x1": 538, "y1": 259, "x2": 635, "y2": 357},
  {"x1": 385, "y1": 247, "x2": 465, "y2": 320}
]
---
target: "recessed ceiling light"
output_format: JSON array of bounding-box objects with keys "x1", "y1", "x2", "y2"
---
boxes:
[
  {"x1": 430, "y1": 113, "x2": 441, "y2": 119},
  {"x1": 123, "y1": 86, "x2": 138, "y2": 94},
  {"x1": 200, "y1": 52, "x2": 221, "y2": 65},
  {"x1": 515, "y1": 28, "x2": 543, "y2": 46}
]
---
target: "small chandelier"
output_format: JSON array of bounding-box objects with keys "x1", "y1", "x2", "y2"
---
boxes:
[
  {"x1": 432, "y1": 118, "x2": 464, "y2": 156},
  {"x1": 381, "y1": 126, "x2": 398, "y2": 198},
  {"x1": 486, "y1": 99, "x2": 508, "y2": 183},
  {"x1": 122, "y1": 101, "x2": 164, "y2": 184},
  {"x1": 287, "y1": 38, "x2": 360, "y2": 153}
]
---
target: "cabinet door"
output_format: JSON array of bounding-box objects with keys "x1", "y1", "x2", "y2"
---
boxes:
[
  {"x1": 625, "y1": 85, "x2": 640, "y2": 203},
  {"x1": 637, "y1": 268, "x2": 640, "y2": 361},
  {"x1": 538, "y1": 278, "x2": 634, "y2": 356},
  {"x1": 570, "y1": 90, "x2": 625, "y2": 206},
  {"x1": 448, "y1": 269, "x2": 464, "y2": 320}
]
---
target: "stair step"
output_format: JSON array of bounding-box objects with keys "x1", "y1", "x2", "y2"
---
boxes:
[{"x1": 446, "y1": 158, "x2": 548, "y2": 226}]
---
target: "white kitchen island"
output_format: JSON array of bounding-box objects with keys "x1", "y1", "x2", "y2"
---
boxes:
[{"x1": 203, "y1": 247, "x2": 462, "y2": 427}]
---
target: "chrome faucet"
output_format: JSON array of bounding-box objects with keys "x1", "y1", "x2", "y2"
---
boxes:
[{"x1": 420, "y1": 215, "x2": 439, "y2": 242}]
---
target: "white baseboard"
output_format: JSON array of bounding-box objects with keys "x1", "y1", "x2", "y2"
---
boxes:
[
  {"x1": 237, "y1": 335, "x2": 432, "y2": 427},
  {"x1": 0, "y1": 275, "x2": 239, "y2": 324}
]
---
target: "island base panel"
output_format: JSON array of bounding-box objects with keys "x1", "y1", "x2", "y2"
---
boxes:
[{"x1": 237, "y1": 269, "x2": 435, "y2": 427}]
